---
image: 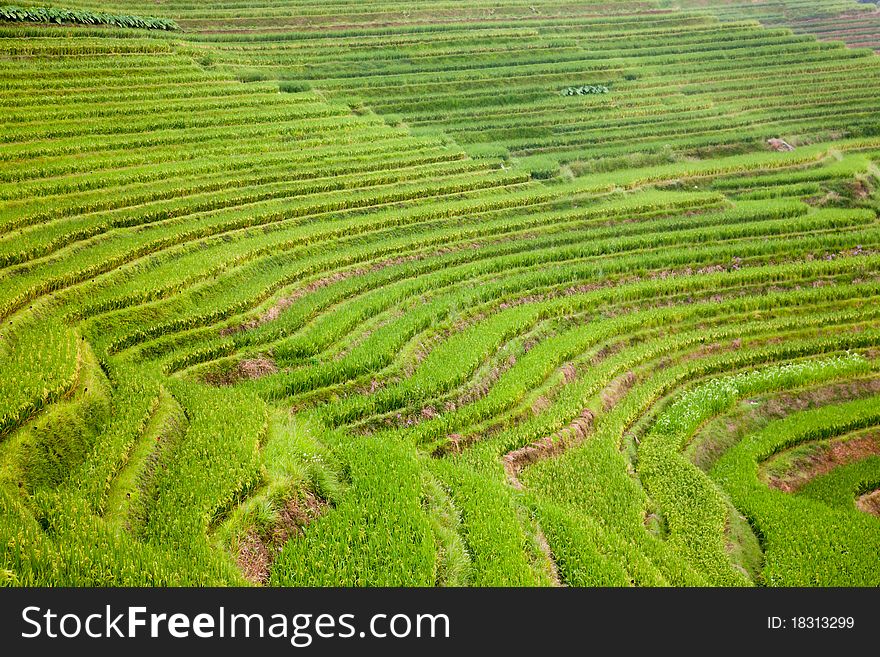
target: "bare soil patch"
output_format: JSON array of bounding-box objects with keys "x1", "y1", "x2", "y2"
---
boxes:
[
  {"x1": 601, "y1": 371, "x2": 636, "y2": 411},
  {"x1": 236, "y1": 492, "x2": 326, "y2": 585},
  {"x1": 204, "y1": 356, "x2": 278, "y2": 386},
  {"x1": 502, "y1": 409, "x2": 594, "y2": 489},
  {"x1": 761, "y1": 378, "x2": 880, "y2": 420},
  {"x1": 767, "y1": 138, "x2": 795, "y2": 152},
  {"x1": 767, "y1": 432, "x2": 880, "y2": 493},
  {"x1": 856, "y1": 489, "x2": 880, "y2": 517}
]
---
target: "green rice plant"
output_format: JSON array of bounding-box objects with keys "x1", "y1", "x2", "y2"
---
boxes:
[{"x1": 0, "y1": 315, "x2": 78, "y2": 438}]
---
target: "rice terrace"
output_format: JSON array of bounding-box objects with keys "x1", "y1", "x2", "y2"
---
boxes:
[{"x1": 1, "y1": 0, "x2": 880, "y2": 588}]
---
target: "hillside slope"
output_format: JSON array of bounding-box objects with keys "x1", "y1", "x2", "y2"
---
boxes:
[{"x1": 1, "y1": 2, "x2": 879, "y2": 586}]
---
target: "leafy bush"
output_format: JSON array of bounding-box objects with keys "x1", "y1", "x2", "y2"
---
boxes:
[
  {"x1": 0, "y1": 5, "x2": 179, "y2": 30},
  {"x1": 561, "y1": 84, "x2": 609, "y2": 96}
]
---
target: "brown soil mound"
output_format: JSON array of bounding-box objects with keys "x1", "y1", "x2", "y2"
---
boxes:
[
  {"x1": 767, "y1": 138, "x2": 795, "y2": 152},
  {"x1": 763, "y1": 379, "x2": 880, "y2": 420},
  {"x1": 204, "y1": 356, "x2": 278, "y2": 386},
  {"x1": 236, "y1": 492, "x2": 326, "y2": 585},
  {"x1": 601, "y1": 371, "x2": 636, "y2": 411},
  {"x1": 768, "y1": 432, "x2": 880, "y2": 493},
  {"x1": 856, "y1": 489, "x2": 880, "y2": 517},
  {"x1": 503, "y1": 409, "x2": 594, "y2": 489}
]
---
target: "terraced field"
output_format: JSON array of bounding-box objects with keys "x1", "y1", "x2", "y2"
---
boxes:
[
  {"x1": 66, "y1": 0, "x2": 880, "y2": 171},
  {"x1": 674, "y1": 0, "x2": 880, "y2": 51},
  {"x1": 1, "y1": 0, "x2": 879, "y2": 587}
]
